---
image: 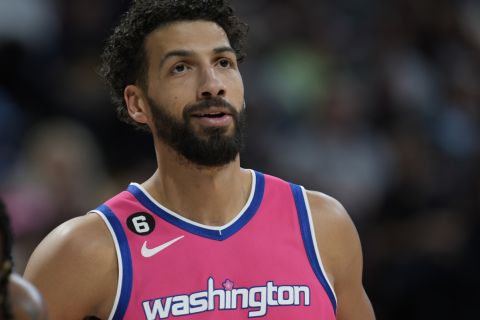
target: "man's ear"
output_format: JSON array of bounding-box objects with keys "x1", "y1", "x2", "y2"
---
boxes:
[{"x1": 124, "y1": 85, "x2": 149, "y2": 124}]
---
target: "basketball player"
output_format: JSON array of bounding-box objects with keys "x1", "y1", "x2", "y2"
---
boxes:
[
  {"x1": 0, "y1": 200, "x2": 47, "y2": 320},
  {"x1": 24, "y1": 0, "x2": 375, "y2": 319}
]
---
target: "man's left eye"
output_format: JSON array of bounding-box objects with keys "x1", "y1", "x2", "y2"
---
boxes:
[{"x1": 218, "y1": 59, "x2": 231, "y2": 67}]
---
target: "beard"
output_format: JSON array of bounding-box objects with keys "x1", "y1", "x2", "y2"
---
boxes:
[{"x1": 147, "y1": 95, "x2": 246, "y2": 167}]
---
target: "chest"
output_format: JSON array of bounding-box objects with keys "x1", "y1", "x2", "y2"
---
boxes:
[
  {"x1": 100, "y1": 173, "x2": 336, "y2": 319},
  {"x1": 122, "y1": 209, "x2": 330, "y2": 319}
]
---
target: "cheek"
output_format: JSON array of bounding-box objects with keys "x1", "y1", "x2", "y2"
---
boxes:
[
  {"x1": 230, "y1": 74, "x2": 244, "y2": 104},
  {"x1": 235, "y1": 77, "x2": 245, "y2": 104},
  {"x1": 164, "y1": 94, "x2": 191, "y2": 117}
]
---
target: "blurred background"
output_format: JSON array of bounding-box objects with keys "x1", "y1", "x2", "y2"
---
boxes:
[{"x1": 0, "y1": 0, "x2": 479, "y2": 318}]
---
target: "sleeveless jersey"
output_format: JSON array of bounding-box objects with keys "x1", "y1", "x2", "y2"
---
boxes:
[{"x1": 93, "y1": 170, "x2": 337, "y2": 319}]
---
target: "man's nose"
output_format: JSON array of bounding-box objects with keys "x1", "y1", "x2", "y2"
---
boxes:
[{"x1": 197, "y1": 67, "x2": 226, "y2": 99}]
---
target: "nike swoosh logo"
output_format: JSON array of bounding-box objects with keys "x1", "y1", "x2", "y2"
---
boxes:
[{"x1": 141, "y1": 235, "x2": 184, "y2": 258}]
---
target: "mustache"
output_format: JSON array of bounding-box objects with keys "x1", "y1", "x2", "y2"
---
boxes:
[{"x1": 183, "y1": 97, "x2": 239, "y2": 119}]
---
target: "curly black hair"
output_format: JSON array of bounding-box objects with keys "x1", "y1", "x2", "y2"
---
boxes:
[{"x1": 99, "y1": 0, "x2": 249, "y2": 130}]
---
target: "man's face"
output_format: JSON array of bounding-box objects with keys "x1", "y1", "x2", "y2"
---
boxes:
[{"x1": 142, "y1": 20, "x2": 246, "y2": 167}]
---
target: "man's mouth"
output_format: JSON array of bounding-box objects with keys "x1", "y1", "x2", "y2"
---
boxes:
[
  {"x1": 191, "y1": 107, "x2": 232, "y2": 118},
  {"x1": 193, "y1": 112, "x2": 227, "y2": 118},
  {"x1": 190, "y1": 108, "x2": 233, "y2": 127}
]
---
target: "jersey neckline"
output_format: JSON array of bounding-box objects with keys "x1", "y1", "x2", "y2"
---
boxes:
[{"x1": 126, "y1": 170, "x2": 265, "y2": 241}]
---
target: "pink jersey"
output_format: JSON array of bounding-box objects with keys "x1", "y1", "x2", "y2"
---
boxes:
[{"x1": 93, "y1": 170, "x2": 336, "y2": 319}]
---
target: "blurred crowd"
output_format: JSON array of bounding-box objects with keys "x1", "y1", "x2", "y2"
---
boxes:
[{"x1": 0, "y1": 0, "x2": 478, "y2": 318}]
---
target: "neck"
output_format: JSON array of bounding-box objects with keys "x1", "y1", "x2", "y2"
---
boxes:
[{"x1": 142, "y1": 145, "x2": 251, "y2": 226}]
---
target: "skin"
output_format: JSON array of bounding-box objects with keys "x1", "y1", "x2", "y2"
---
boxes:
[{"x1": 24, "y1": 21, "x2": 375, "y2": 319}]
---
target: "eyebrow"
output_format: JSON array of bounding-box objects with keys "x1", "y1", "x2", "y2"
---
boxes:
[
  {"x1": 159, "y1": 46, "x2": 236, "y2": 68},
  {"x1": 159, "y1": 49, "x2": 193, "y2": 68},
  {"x1": 213, "y1": 46, "x2": 236, "y2": 55}
]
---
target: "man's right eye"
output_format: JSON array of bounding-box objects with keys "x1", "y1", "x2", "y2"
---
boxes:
[{"x1": 172, "y1": 63, "x2": 187, "y2": 74}]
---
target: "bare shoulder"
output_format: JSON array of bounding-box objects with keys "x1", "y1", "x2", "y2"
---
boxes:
[
  {"x1": 305, "y1": 190, "x2": 375, "y2": 319},
  {"x1": 305, "y1": 190, "x2": 361, "y2": 259},
  {"x1": 25, "y1": 213, "x2": 115, "y2": 276},
  {"x1": 24, "y1": 213, "x2": 117, "y2": 319},
  {"x1": 305, "y1": 189, "x2": 362, "y2": 285},
  {"x1": 305, "y1": 190, "x2": 351, "y2": 224}
]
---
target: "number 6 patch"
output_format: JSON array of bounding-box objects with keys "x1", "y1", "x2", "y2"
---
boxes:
[{"x1": 127, "y1": 212, "x2": 156, "y2": 235}]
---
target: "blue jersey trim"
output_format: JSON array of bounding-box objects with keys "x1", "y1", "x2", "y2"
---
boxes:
[
  {"x1": 290, "y1": 183, "x2": 337, "y2": 313},
  {"x1": 127, "y1": 171, "x2": 265, "y2": 241},
  {"x1": 96, "y1": 204, "x2": 133, "y2": 320}
]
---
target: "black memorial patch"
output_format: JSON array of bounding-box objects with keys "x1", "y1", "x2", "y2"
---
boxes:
[{"x1": 126, "y1": 212, "x2": 155, "y2": 235}]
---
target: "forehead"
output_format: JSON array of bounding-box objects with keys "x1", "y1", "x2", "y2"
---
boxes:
[{"x1": 145, "y1": 20, "x2": 231, "y2": 59}]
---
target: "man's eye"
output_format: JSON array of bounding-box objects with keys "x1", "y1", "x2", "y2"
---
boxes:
[
  {"x1": 218, "y1": 59, "x2": 231, "y2": 68},
  {"x1": 172, "y1": 64, "x2": 187, "y2": 74}
]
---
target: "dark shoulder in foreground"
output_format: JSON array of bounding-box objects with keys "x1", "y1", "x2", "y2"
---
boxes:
[{"x1": 9, "y1": 273, "x2": 47, "y2": 320}]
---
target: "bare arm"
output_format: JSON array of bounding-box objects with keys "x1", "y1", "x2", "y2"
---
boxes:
[
  {"x1": 307, "y1": 190, "x2": 375, "y2": 320},
  {"x1": 23, "y1": 214, "x2": 118, "y2": 320}
]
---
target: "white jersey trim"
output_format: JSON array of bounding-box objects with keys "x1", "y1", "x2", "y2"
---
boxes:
[
  {"x1": 300, "y1": 186, "x2": 338, "y2": 302},
  {"x1": 90, "y1": 210, "x2": 123, "y2": 320}
]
